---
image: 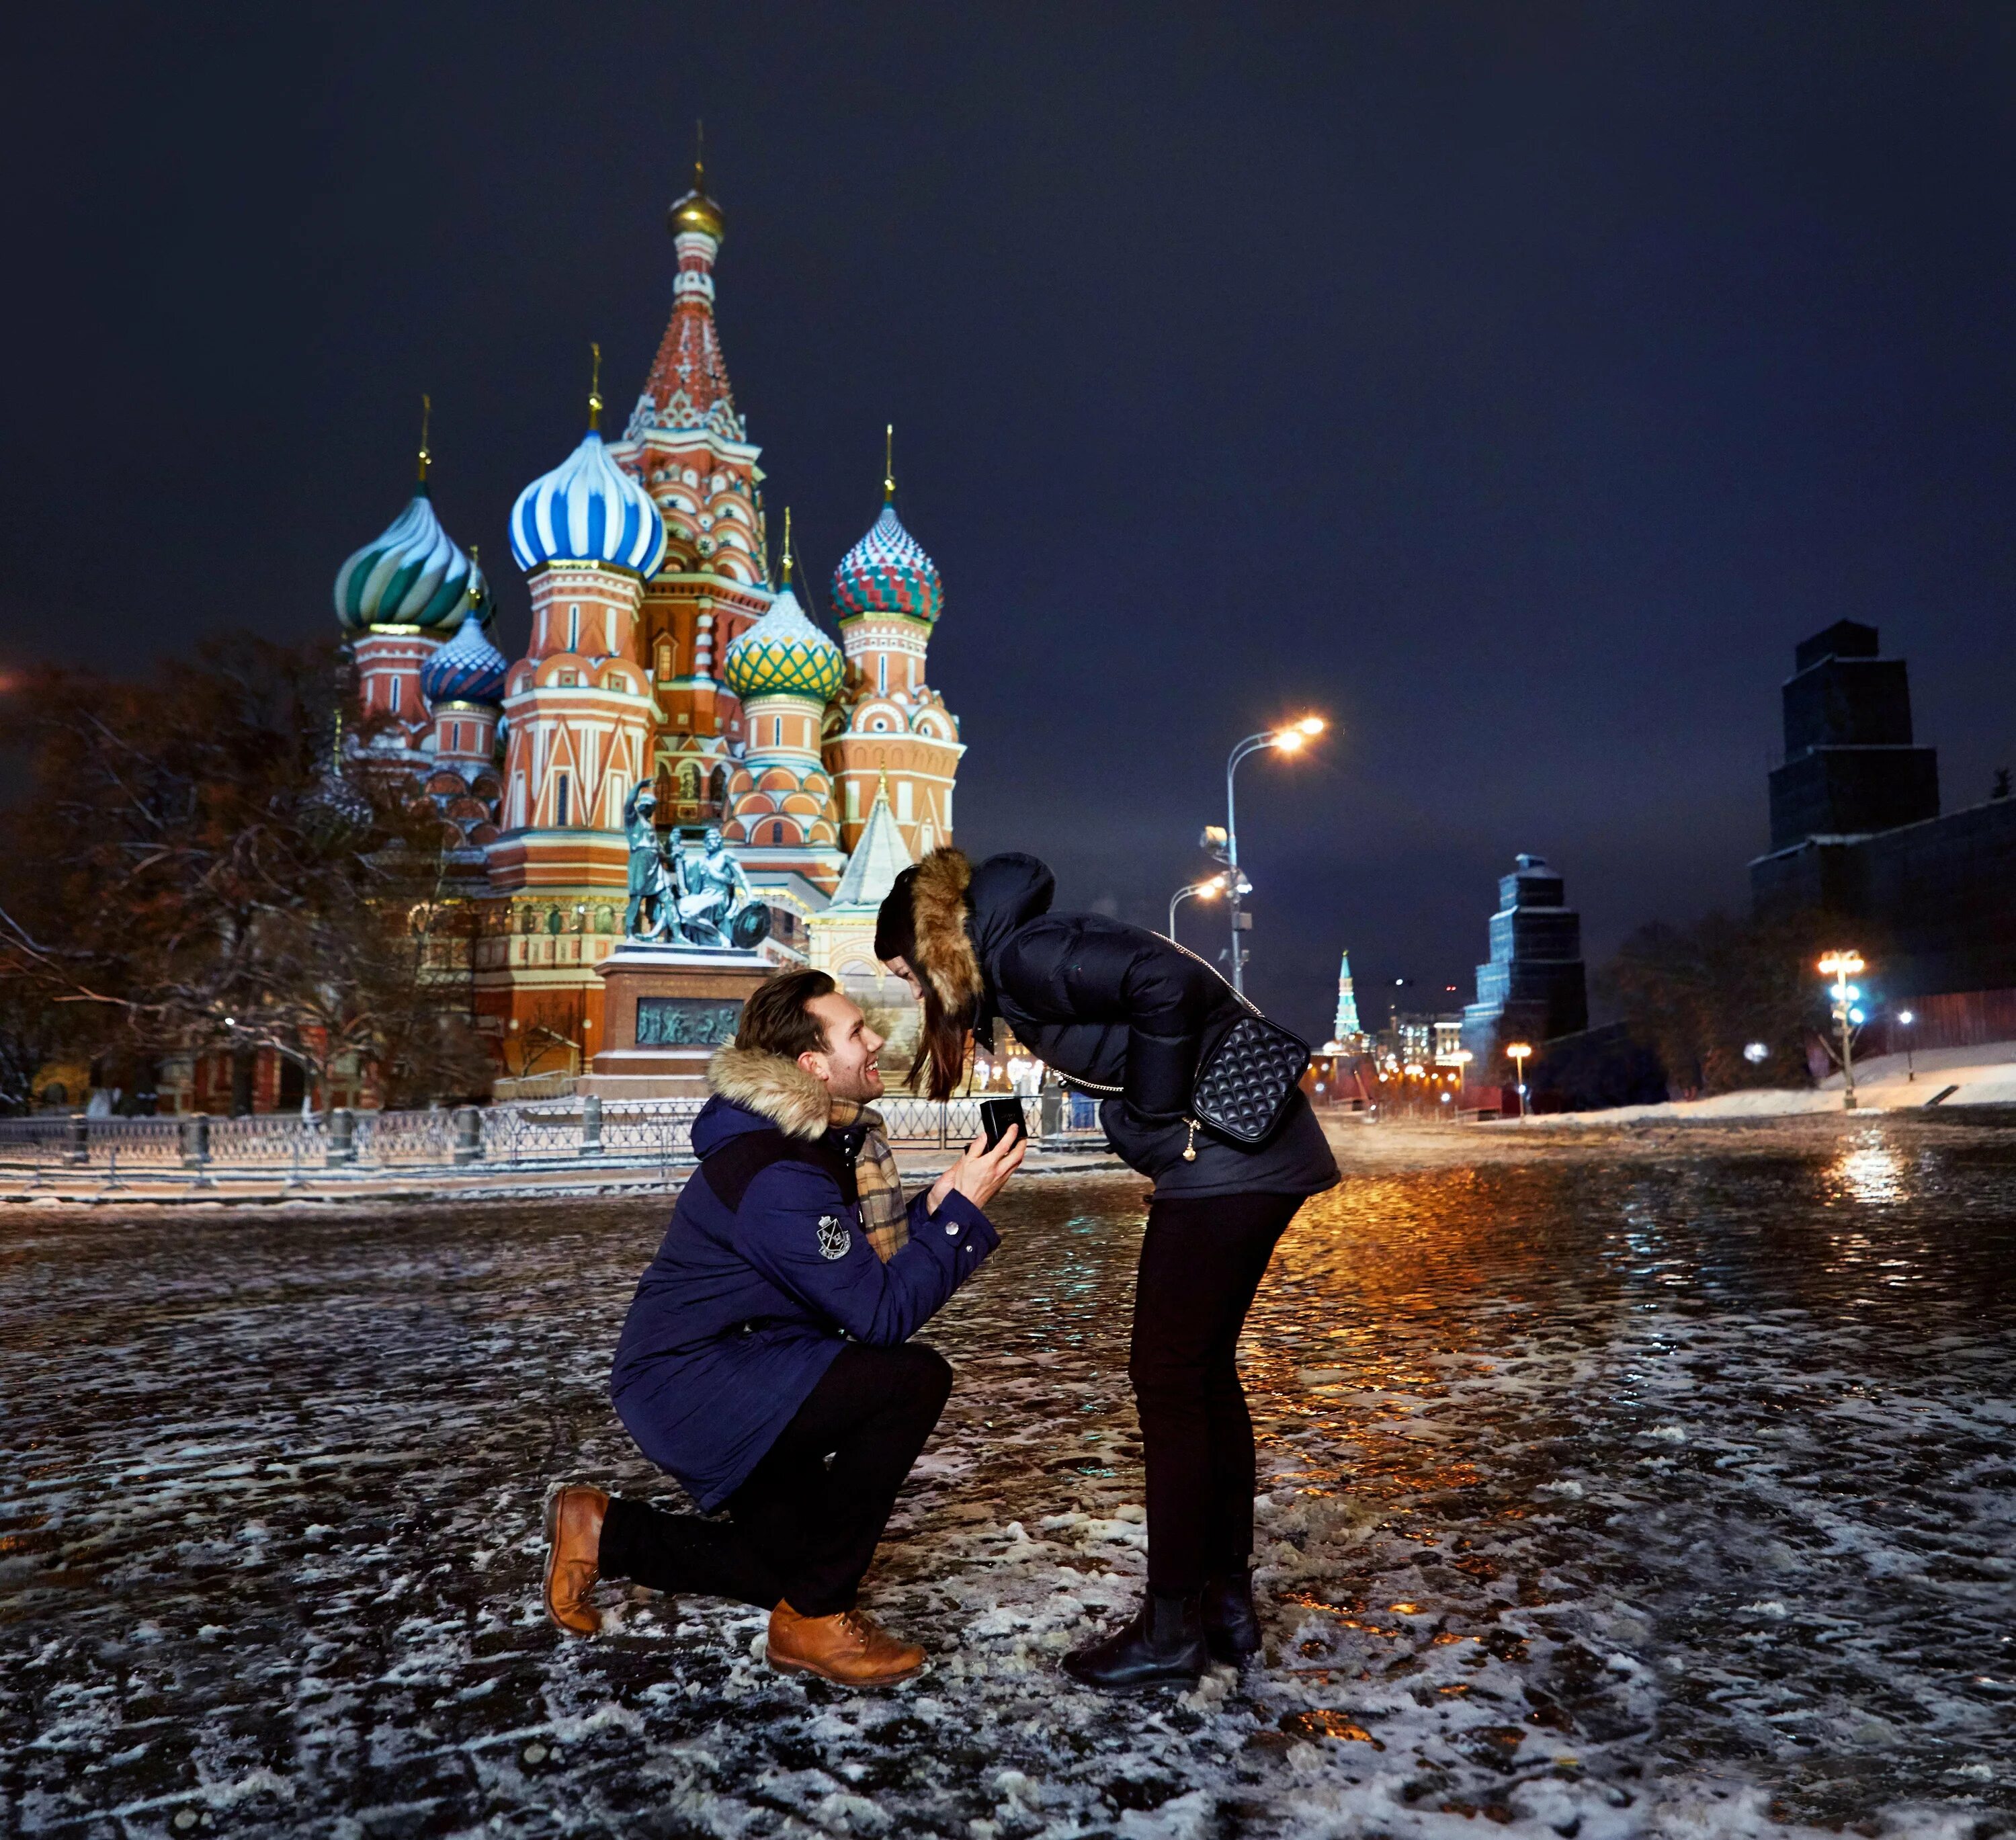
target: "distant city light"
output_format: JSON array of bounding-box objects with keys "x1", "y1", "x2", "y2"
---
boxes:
[
  {"x1": 1898, "y1": 1009, "x2": 1915, "y2": 1026},
  {"x1": 1743, "y1": 1041, "x2": 1769, "y2": 1064}
]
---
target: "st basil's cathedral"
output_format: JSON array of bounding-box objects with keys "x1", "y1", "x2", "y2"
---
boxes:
[{"x1": 331, "y1": 164, "x2": 961, "y2": 1081}]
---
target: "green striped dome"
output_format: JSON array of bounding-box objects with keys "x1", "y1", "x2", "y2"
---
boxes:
[{"x1": 334, "y1": 485, "x2": 473, "y2": 634}]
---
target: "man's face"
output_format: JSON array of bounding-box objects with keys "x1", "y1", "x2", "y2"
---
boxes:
[
  {"x1": 704, "y1": 827, "x2": 724, "y2": 851},
  {"x1": 800, "y1": 991, "x2": 885, "y2": 1103}
]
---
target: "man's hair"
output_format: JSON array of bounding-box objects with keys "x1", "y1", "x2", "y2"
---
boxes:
[{"x1": 736, "y1": 968, "x2": 839, "y2": 1060}]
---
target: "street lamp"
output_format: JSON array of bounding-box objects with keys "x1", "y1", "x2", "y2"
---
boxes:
[
  {"x1": 1817, "y1": 951, "x2": 1865, "y2": 1110},
  {"x1": 1448, "y1": 1047, "x2": 1474, "y2": 1117},
  {"x1": 1897, "y1": 1009, "x2": 1916, "y2": 1082},
  {"x1": 1167, "y1": 874, "x2": 1226, "y2": 939},
  {"x1": 1221, "y1": 718, "x2": 1326, "y2": 995},
  {"x1": 1505, "y1": 1042, "x2": 1533, "y2": 1120}
]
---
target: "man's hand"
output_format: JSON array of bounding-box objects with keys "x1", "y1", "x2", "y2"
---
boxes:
[{"x1": 927, "y1": 1124, "x2": 1026, "y2": 1216}]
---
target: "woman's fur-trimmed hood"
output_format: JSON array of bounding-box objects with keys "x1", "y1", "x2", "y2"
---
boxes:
[
  {"x1": 706, "y1": 1044, "x2": 830, "y2": 1141},
  {"x1": 909, "y1": 848, "x2": 984, "y2": 1015},
  {"x1": 906, "y1": 848, "x2": 1059, "y2": 1015}
]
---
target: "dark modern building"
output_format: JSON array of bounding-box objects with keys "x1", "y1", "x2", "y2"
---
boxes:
[
  {"x1": 1460, "y1": 854, "x2": 1589, "y2": 1074},
  {"x1": 1751, "y1": 622, "x2": 2016, "y2": 997}
]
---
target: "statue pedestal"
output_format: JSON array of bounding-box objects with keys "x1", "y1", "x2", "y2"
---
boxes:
[{"x1": 581, "y1": 944, "x2": 772, "y2": 1100}]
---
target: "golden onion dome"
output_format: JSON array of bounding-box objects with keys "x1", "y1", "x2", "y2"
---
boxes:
[{"x1": 669, "y1": 161, "x2": 725, "y2": 243}]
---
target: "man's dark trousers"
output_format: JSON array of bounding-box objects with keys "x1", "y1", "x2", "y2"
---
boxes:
[{"x1": 599, "y1": 1341, "x2": 952, "y2": 1616}]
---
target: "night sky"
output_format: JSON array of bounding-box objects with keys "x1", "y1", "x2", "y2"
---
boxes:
[{"x1": 8, "y1": 5, "x2": 2015, "y2": 1040}]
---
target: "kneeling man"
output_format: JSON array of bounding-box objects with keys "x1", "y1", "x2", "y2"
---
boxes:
[{"x1": 544, "y1": 969, "x2": 1023, "y2": 1686}]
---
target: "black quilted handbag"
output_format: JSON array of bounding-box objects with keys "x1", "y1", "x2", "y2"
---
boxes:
[{"x1": 1185, "y1": 1012, "x2": 1312, "y2": 1154}]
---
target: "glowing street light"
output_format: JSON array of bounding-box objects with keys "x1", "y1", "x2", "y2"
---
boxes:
[
  {"x1": 1818, "y1": 951, "x2": 1867, "y2": 1110},
  {"x1": 1220, "y1": 718, "x2": 1329, "y2": 994},
  {"x1": 1897, "y1": 1008, "x2": 1917, "y2": 1082},
  {"x1": 1505, "y1": 1042, "x2": 1533, "y2": 1120},
  {"x1": 1167, "y1": 874, "x2": 1227, "y2": 939}
]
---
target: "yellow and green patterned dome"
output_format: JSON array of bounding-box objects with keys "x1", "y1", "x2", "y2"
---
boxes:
[{"x1": 723, "y1": 584, "x2": 843, "y2": 702}]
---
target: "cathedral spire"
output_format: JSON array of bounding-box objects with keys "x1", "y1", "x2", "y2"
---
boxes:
[{"x1": 642, "y1": 130, "x2": 736, "y2": 432}]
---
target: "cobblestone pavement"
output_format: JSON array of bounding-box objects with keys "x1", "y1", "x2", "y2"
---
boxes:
[{"x1": 3, "y1": 1118, "x2": 2013, "y2": 1838}]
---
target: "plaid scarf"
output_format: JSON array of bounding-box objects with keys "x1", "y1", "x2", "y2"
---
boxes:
[{"x1": 827, "y1": 1098, "x2": 907, "y2": 1261}]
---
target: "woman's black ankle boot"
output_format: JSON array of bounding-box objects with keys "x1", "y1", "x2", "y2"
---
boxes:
[
  {"x1": 1062, "y1": 1590, "x2": 1206, "y2": 1691},
  {"x1": 1202, "y1": 1571, "x2": 1262, "y2": 1663}
]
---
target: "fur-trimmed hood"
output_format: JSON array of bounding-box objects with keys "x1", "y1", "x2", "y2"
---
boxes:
[
  {"x1": 906, "y1": 849, "x2": 1059, "y2": 1017},
  {"x1": 706, "y1": 1044, "x2": 830, "y2": 1141},
  {"x1": 907, "y1": 848, "x2": 984, "y2": 1014}
]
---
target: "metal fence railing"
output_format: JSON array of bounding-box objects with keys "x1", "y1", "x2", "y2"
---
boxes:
[{"x1": 0, "y1": 1087, "x2": 1102, "y2": 1180}]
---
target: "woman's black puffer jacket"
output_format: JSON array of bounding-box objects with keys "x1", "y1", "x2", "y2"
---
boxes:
[{"x1": 960, "y1": 853, "x2": 1338, "y2": 1198}]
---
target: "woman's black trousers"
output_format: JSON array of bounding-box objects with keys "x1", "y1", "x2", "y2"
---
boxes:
[
  {"x1": 597, "y1": 1339, "x2": 952, "y2": 1618},
  {"x1": 1129, "y1": 1189, "x2": 1304, "y2": 1593}
]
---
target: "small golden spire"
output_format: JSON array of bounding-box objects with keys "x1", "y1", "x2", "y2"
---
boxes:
[
  {"x1": 669, "y1": 118, "x2": 725, "y2": 243},
  {"x1": 588, "y1": 342, "x2": 603, "y2": 431},
  {"x1": 780, "y1": 506, "x2": 793, "y2": 585},
  {"x1": 465, "y1": 543, "x2": 483, "y2": 606},
  {"x1": 883, "y1": 423, "x2": 896, "y2": 503},
  {"x1": 417, "y1": 392, "x2": 432, "y2": 483},
  {"x1": 876, "y1": 766, "x2": 890, "y2": 806}
]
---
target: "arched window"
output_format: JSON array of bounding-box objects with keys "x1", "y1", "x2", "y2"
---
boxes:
[{"x1": 709, "y1": 766, "x2": 728, "y2": 809}]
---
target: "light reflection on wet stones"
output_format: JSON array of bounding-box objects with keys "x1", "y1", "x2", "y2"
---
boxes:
[{"x1": 1, "y1": 1118, "x2": 2013, "y2": 1835}]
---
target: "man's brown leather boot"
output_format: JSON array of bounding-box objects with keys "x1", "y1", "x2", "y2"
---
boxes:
[
  {"x1": 542, "y1": 1484, "x2": 608, "y2": 1636},
  {"x1": 767, "y1": 1601, "x2": 926, "y2": 1687}
]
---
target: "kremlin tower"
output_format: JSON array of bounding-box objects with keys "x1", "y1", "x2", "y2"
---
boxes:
[{"x1": 330, "y1": 155, "x2": 966, "y2": 1083}]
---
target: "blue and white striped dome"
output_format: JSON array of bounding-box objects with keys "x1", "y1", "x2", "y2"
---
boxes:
[
  {"x1": 420, "y1": 571, "x2": 508, "y2": 708},
  {"x1": 335, "y1": 485, "x2": 474, "y2": 634},
  {"x1": 509, "y1": 429, "x2": 667, "y2": 577}
]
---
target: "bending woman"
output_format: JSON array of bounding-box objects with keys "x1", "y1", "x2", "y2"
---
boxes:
[{"x1": 876, "y1": 849, "x2": 1338, "y2": 1690}]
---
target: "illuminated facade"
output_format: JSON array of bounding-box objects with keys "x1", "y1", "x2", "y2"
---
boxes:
[{"x1": 331, "y1": 165, "x2": 965, "y2": 1081}]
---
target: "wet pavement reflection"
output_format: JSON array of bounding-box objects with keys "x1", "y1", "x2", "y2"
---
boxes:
[{"x1": 3, "y1": 1118, "x2": 2013, "y2": 1837}]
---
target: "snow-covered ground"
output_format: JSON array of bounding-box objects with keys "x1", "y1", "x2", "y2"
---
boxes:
[
  {"x1": 1518, "y1": 1038, "x2": 2016, "y2": 1126},
  {"x1": 4, "y1": 1122, "x2": 2013, "y2": 1837}
]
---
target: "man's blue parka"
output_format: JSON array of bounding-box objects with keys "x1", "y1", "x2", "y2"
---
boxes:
[{"x1": 610, "y1": 1045, "x2": 1000, "y2": 1511}]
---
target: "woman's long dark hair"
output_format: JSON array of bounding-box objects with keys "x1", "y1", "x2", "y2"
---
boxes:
[{"x1": 907, "y1": 985, "x2": 972, "y2": 1102}]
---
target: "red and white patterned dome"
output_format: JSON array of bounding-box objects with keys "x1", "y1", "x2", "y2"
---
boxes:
[{"x1": 831, "y1": 503, "x2": 942, "y2": 624}]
